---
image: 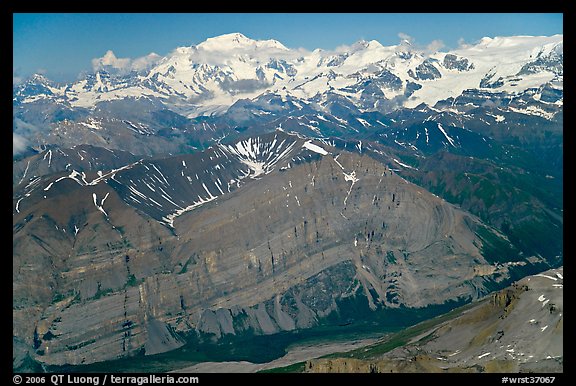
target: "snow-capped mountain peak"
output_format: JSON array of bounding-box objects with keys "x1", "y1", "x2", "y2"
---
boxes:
[
  {"x1": 197, "y1": 32, "x2": 288, "y2": 52},
  {"x1": 14, "y1": 33, "x2": 563, "y2": 121},
  {"x1": 349, "y1": 39, "x2": 385, "y2": 52}
]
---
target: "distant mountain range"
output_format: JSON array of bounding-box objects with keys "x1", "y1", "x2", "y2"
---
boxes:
[{"x1": 14, "y1": 32, "x2": 562, "y2": 116}]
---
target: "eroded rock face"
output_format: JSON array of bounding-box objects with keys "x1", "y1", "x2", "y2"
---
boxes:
[
  {"x1": 306, "y1": 356, "x2": 478, "y2": 373},
  {"x1": 443, "y1": 54, "x2": 473, "y2": 72},
  {"x1": 13, "y1": 134, "x2": 526, "y2": 367},
  {"x1": 307, "y1": 268, "x2": 563, "y2": 373}
]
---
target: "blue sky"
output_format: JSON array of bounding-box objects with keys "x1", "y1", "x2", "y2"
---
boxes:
[{"x1": 13, "y1": 13, "x2": 563, "y2": 82}]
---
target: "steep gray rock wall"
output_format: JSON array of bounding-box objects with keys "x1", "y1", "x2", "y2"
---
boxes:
[{"x1": 13, "y1": 145, "x2": 522, "y2": 366}]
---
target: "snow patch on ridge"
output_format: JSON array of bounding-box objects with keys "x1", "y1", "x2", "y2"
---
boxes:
[
  {"x1": 220, "y1": 135, "x2": 297, "y2": 178},
  {"x1": 302, "y1": 140, "x2": 328, "y2": 155}
]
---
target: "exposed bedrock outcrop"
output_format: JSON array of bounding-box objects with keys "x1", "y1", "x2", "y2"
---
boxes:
[
  {"x1": 14, "y1": 143, "x2": 535, "y2": 366},
  {"x1": 307, "y1": 267, "x2": 563, "y2": 373}
]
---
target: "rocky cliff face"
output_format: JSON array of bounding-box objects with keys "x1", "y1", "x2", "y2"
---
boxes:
[
  {"x1": 13, "y1": 132, "x2": 537, "y2": 367},
  {"x1": 307, "y1": 267, "x2": 563, "y2": 373}
]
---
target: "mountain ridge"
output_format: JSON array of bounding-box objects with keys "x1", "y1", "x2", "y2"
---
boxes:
[
  {"x1": 14, "y1": 130, "x2": 548, "y2": 368},
  {"x1": 14, "y1": 33, "x2": 562, "y2": 118}
]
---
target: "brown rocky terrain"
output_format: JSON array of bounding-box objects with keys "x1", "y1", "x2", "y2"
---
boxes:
[{"x1": 307, "y1": 267, "x2": 563, "y2": 373}]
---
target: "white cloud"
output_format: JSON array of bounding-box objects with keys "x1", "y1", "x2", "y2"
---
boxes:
[
  {"x1": 426, "y1": 39, "x2": 445, "y2": 53},
  {"x1": 91, "y1": 50, "x2": 161, "y2": 74},
  {"x1": 92, "y1": 50, "x2": 131, "y2": 71},
  {"x1": 13, "y1": 119, "x2": 41, "y2": 156},
  {"x1": 334, "y1": 44, "x2": 352, "y2": 53},
  {"x1": 13, "y1": 68, "x2": 23, "y2": 85},
  {"x1": 398, "y1": 32, "x2": 415, "y2": 45},
  {"x1": 457, "y1": 37, "x2": 471, "y2": 49},
  {"x1": 397, "y1": 33, "x2": 445, "y2": 56},
  {"x1": 13, "y1": 133, "x2": 28, "y2": 155},
  {"x1": 131, "y1": 53, "x2": 162, "y2": 71},
  {"x1": 191, "y1": 45, "x2": 301, "y2": 67}
]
